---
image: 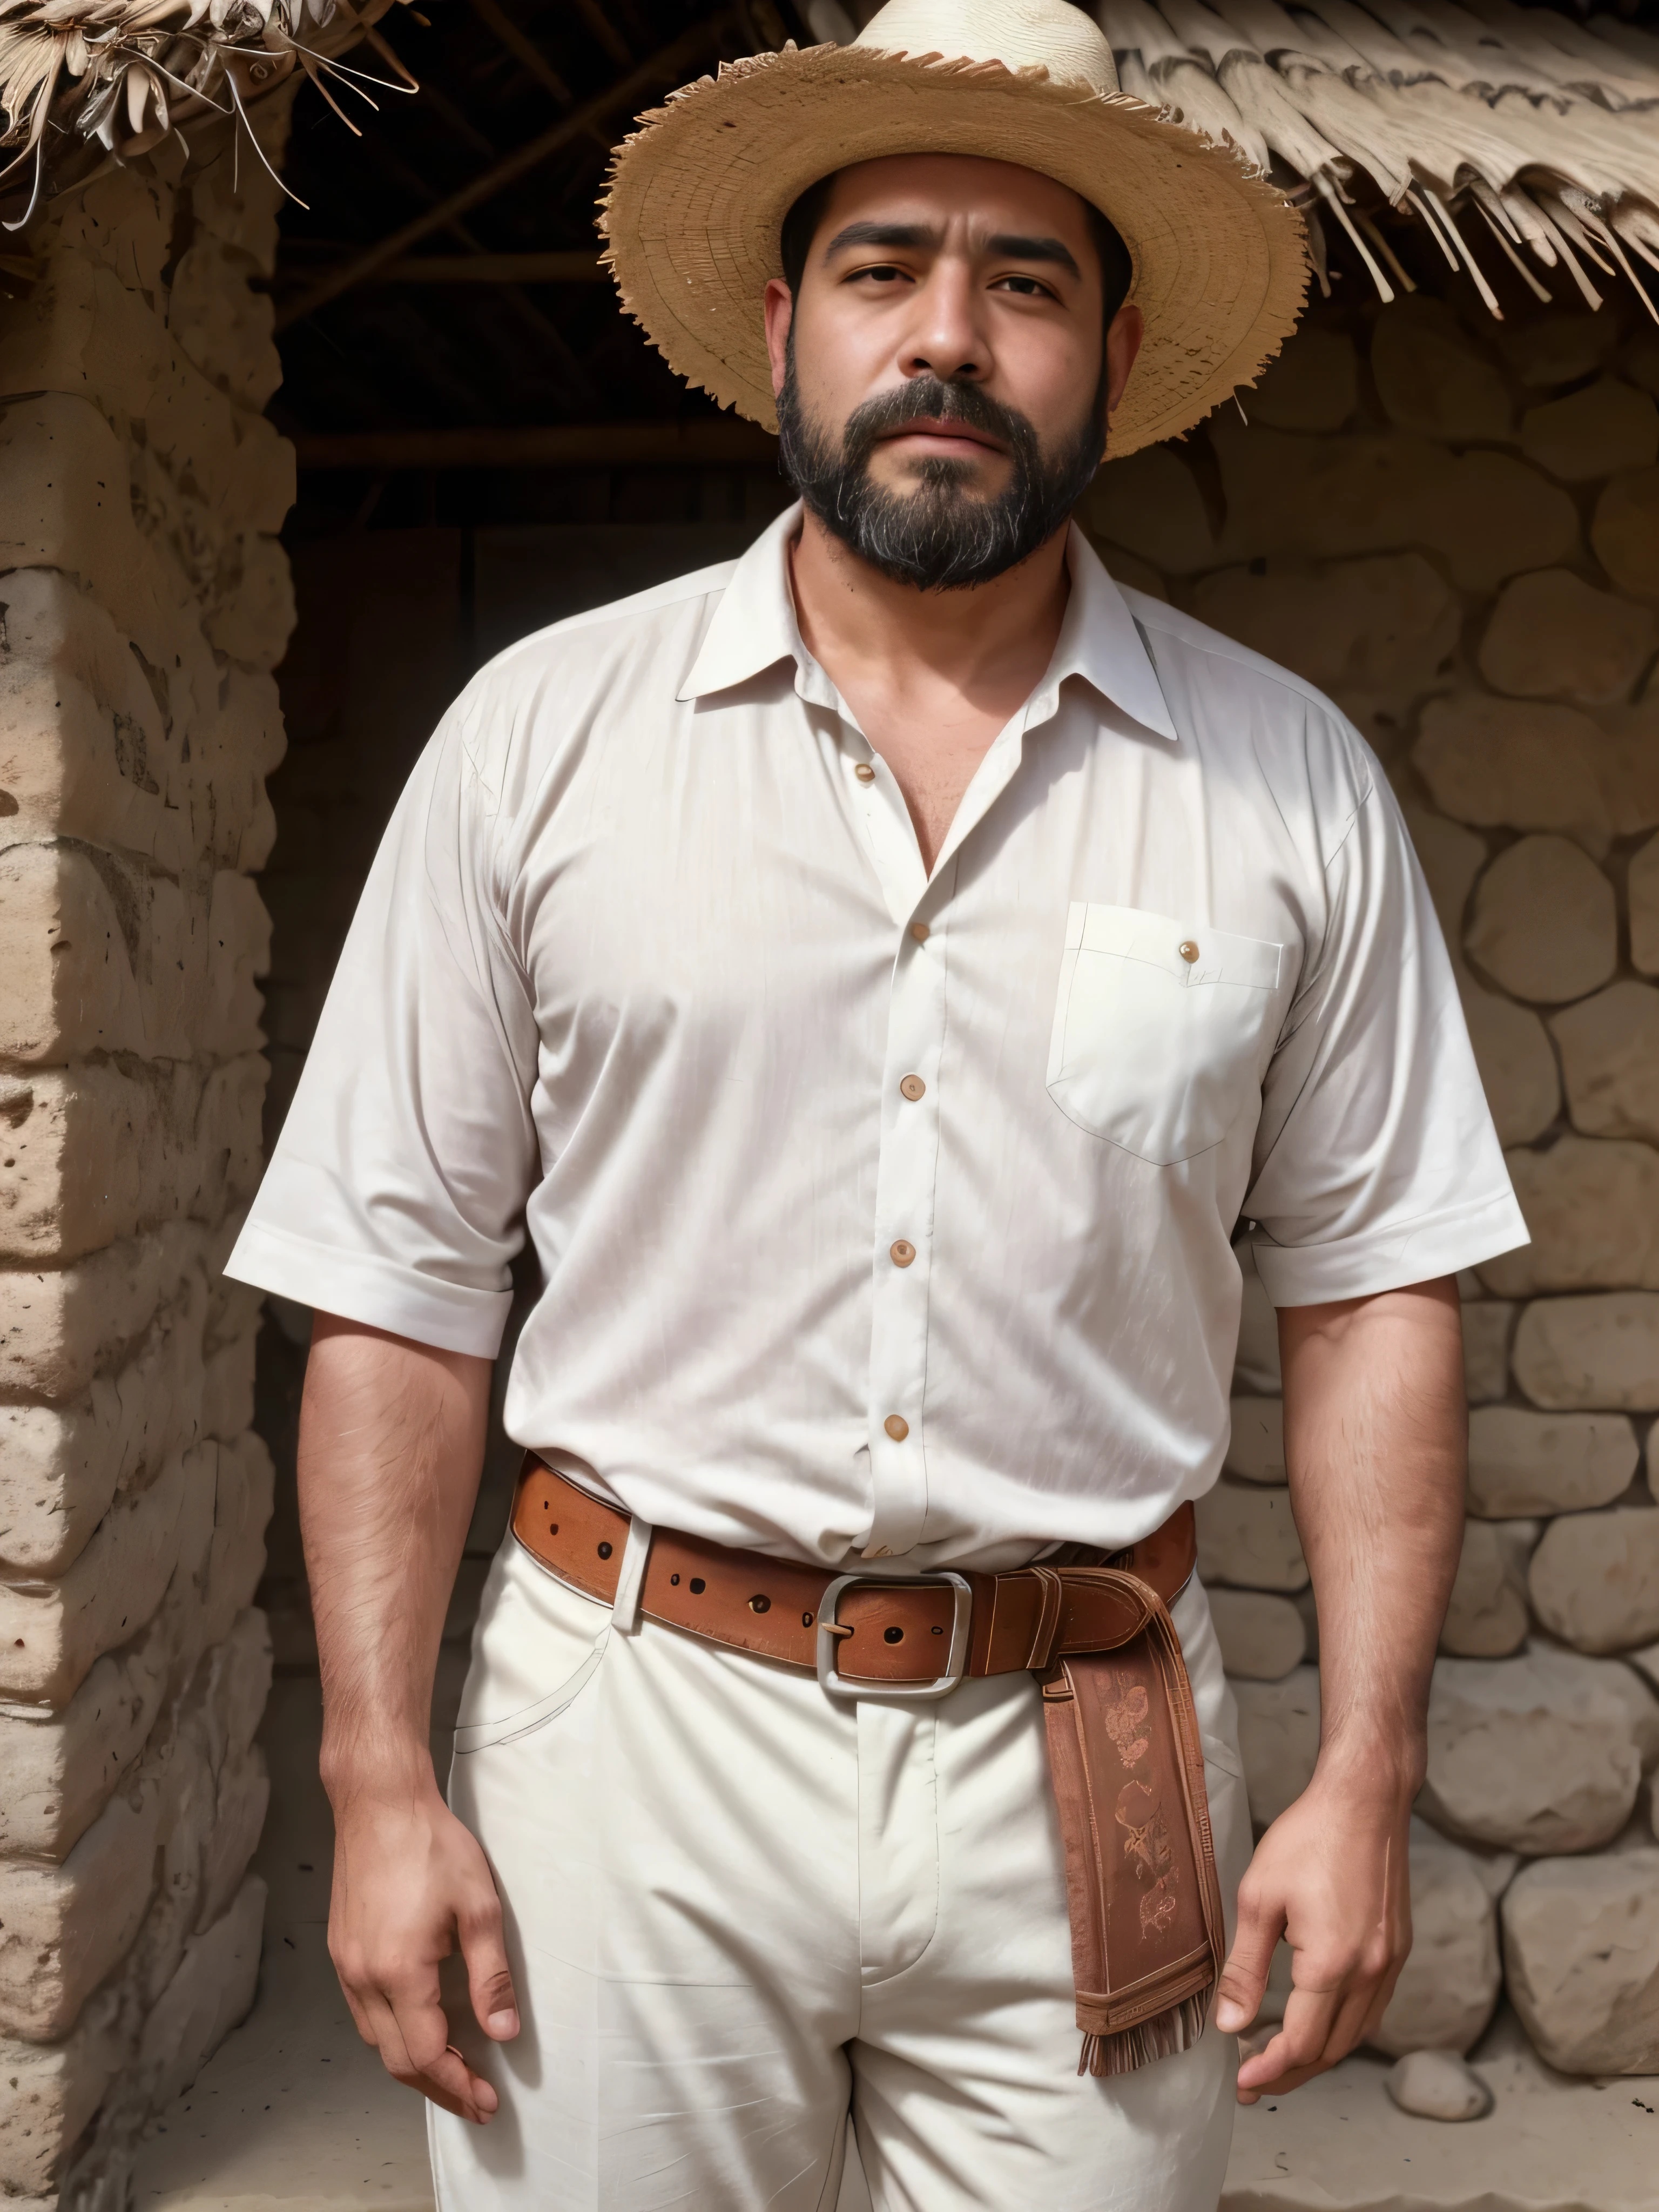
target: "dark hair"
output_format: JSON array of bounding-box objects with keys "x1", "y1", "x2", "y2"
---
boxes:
[{"x1": 778, "y1": 169, "x2": 1134, "y2": 327}]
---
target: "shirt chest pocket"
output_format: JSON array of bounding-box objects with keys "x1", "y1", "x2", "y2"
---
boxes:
[{"x1": 1047, "y1": 903, "x2": 1285, "y2": 1166}]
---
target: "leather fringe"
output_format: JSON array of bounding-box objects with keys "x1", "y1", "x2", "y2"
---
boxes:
[{"x1": 1077, "y1": 1988, "x2": 1212, "y2": 2078}]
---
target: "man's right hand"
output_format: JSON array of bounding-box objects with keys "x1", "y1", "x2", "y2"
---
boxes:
[{"x1": 326, "y1": 1776, "x2": 521, "y2": 2125}]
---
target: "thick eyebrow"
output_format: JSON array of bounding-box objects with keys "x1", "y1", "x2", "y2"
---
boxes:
[
  {"x1": 821, "y1": 220, "x2": 940, "y2": 258},
  {"x1": 983, "y1": 232, "x2": 1081, "y2": 278},
  {"x1": 820, "y1": 220, "x2": 1081, "y2": 280}
]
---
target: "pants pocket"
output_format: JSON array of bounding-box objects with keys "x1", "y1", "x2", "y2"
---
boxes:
[{"x1": 452, "y1": 1537, "x2": 612, "y2": 1754}]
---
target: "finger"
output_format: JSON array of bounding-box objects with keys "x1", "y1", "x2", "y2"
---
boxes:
[
  {"x1": 1236, "y1": 1977, "x2": 1342, "y2": 2092},
  {"x1": 460, "y1": 1898, "x2": 521, "y2": 2041},
  {"x1": 1237, "y1": 1976, "x2": 1381, "y2": 2102},
  {"x1": 1213, "y1": 1885, "x2": 1286, "y2": 2034},
  {"x1": 373, "y1": 1970, "x2": 502, "y2": 2126}
]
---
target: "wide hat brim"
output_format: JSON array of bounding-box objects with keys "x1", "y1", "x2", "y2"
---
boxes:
[{"x1": 601, "y1": 43, "x2": 1310, "y2": 459}]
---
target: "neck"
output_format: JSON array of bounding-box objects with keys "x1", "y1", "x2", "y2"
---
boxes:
[{"x1": 787, "y1": 507, "x2": 1072, "y2": 711}]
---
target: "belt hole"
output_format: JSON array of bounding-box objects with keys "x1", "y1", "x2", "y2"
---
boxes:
[
  {"x1": 749, "y1": 1594, "x2": 771, "y2": 1614},
  {"x1": 802, "y1": 1611, "x2": 814, "y2": 1627},
  {"x1": 597, "y1": 1541, "x2": 612, "y2": 1560},
  {"x1": 690, "y1": 1577, "x2": 706, "y2": 1595},
  {"x1": 931, "y1": 1624, "x2": 943, "y2": 1635},
  {"x1": 884, "y1": 1626, "x2": 904, "y2": 1644},
  {"x1": 670, "y1": 1573, "x2": 680, "y2": 1586}
]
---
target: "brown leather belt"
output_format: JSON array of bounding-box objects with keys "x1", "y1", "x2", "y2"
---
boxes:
[
  {"x1": 510, "y1": 1457, "x2": 1225, "y2": 2078},
  {"x1": 511, "y1": 1456, "x2": 1197, "y2": 1692}
]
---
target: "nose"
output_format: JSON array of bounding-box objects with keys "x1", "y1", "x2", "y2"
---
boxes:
[{"x1": 899, "y1": 260, "x2": 986, "y2": 385}]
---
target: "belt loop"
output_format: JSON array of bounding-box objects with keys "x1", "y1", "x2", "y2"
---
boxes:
[
  {"x1": 610, "y1": 1516, "x2": 654, "y2": 1633},
  {"x1": 1024, "y1": 1565, "x2": 1065, "y2": 1671}
]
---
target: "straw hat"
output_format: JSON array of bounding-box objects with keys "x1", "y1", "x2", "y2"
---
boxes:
[{"x1": 600, "y1": 0, "x2": 1309, "y2": 458}]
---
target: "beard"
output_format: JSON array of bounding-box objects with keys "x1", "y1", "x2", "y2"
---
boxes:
[{"x1": 775, "y1": 354, "x2": 1106, "y2": 593}]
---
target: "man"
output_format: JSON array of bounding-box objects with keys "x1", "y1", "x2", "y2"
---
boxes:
[{"x1": 228, "y1": 2, "x2": 1526, "y2": 2205}]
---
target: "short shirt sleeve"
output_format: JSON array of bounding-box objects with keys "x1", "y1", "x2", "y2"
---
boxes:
[
  {"x1": 1244, "y1": 757, "x2": 1527, "y2": 1307},
  {"x1": 225, "y1": 683, "x2": 540, "y2": 1356}
]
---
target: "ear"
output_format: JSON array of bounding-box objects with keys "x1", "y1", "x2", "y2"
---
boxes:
[
  {"x1": 1104, "y1": 302, "x2": 1144, "y2": 418},
  {"x1": 764, "y1": 277, "x2": 795, "y2": 400}
]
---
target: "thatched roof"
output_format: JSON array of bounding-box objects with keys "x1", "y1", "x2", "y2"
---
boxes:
[
  {"x1": 1094, "y1": 0, "x2": 1659, "y2": 316},
  {"x1": 0, "y1": 0, "x2": 405, "y2": 228}
]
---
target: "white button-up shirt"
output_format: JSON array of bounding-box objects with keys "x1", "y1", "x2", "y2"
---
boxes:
[{"x1": 229, "y1": 507, "x2": 1523, "y2": 1572}]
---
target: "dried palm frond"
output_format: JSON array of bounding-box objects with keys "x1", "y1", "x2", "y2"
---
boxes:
[
  {"x1": 0, "y1": 0, "x2": 411, "y2": 228},
  {"x1": 1093, "y1": 0, "x2": 1659, "y2": 320}
]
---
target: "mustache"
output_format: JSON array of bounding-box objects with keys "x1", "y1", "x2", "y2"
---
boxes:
[{"x1": 838, "y1": 376, "x2": 1038, "y2": 468}]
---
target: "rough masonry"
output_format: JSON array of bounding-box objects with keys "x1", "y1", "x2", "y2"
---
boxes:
[
  {"x1": 1086, "y1": 292, "x2": 1659, "y2": 2080},
  {"x1": 0, "y1": 100, "x2": 293, "y2": 2207}
]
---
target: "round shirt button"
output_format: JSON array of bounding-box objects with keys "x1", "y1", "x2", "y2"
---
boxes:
[
  {"x1": 891, "y1": 1239, "x2": 916, "y2": 1267},
  {"x1": 909, "y1": 921, "x2": 930, "y2": 943},
  {"x1": 884, "y1": 1414, "x2": 909, "y2": 1441},
  {"x1": 1178, "y1": 939, "x2": 1200, "y2": 963},
  {"x1": 899, "y1": 1074, "x2": 926, "y2": 1101},
  {"x1": 854, "y1": 761, "x2": 876, "y2": 783}
]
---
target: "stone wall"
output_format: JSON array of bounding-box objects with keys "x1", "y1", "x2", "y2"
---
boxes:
[
  {"x1": 0, "y1": 102, "x2": 294, "y2": 2207},
  {"x1": 1082, "y1": 293, "x2": 1659, "y2": 2078}
]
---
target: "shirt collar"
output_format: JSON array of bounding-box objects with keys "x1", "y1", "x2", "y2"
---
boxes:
[{"x1": 680, "y1": 500, "x2": 1178, "y2": 745}]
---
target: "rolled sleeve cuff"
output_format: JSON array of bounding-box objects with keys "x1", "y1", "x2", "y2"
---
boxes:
[
  {"x1": 224, "y1": 1221, "x2": 514, "y2": 1359},
  {"x1": 1252, "y1": 1190, "x2": 1530, "y2": 1309}
]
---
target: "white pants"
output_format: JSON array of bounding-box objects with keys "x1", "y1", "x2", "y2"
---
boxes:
[{"x1": 430, "y1": 1537, "x2": 1252, "y2": 2211}]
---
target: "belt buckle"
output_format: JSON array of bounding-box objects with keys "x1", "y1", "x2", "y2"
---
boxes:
[{"x1": 815, "y1": 1572, "x2": 972, "y2": 1700}]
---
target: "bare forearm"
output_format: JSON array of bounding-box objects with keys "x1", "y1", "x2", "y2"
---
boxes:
[
  {"x1": 299, "y1": 1316, "x2": 493, "y2": 1802},
  {"x1": 1280, "y1": 1277, "x2": 1465, "y2": 1795}
]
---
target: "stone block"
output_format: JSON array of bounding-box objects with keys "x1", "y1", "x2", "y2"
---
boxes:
[
  {"x1": 1233, "y1": 1665, "x2": 1320, "y2": 1827},
  {"x1": 0, "y1": 394, "x2": 195, "y2": 679},
  {"x1": 1514, "y1": 1293, "x2": 1659, "y2": 1411},
  {"x1": 0, "y1": 1612, "x2": 171, "y2": 1863},
  {"x1": 0, "y1": 2002, "x2": 120, "y2": 2198},
  {"x1": 1076, "y1": 446, "x2": 1215, "y2": 575},
  {"x1": 1529, "y1": 1509, "x2": 1659, "y2": 1655},
  {"x1": 167, "y1": 230, "x2": 284, "y2": 409},
  {"x1": 0, "y1": 1218, "x2": 218, "y2": 1401},
  {"x1": 1206, "y1": 416, "x2": 1576, "y2": 592},
  {"x1": 0, "y1": 1753, "x2": 167, "y2": 2039},
  {"x1": 1466, "y1": 1406, "x2": 1639, "y2": 1518},
  {"x1": 192, "y1": 666, "x2": 286, "y2": 873},
  {"x1": 0, "y1": 1447, "x2": 199, "y2": 1707},
  {"x1": 1420, "y1": 1644, "x2": 1644, "y2": 1853},
  {"x1": 1370, "y1": 1823, "x2": 1505, "y2": 2058},
  {"x1": 1190, "y1": 553, "x2": 1458, "y2": 720},
  {"x1": 135, "y1": 1874, "x2": 265, "y2": 2116},
  {"x1": 1591, "y1": 466, "x2": 1659, "y2": 602},
  {"x1": 0, "y1": 1055, "x2": 266, "y2": 1263},
  {"x1": 1462, "y1": 1299, "x2": 1513, "y2": 1403},
  {"x1": 1195, "y1": 1480, "x2": 1309, "y2": 1591},
  {"x1": 1413, "y1": 693, "x2": 1640, "y2": 859},
  {"x1": 1553, "y1": 982, "x2": 1659, "y2": 1143},
  {"x1": 1631, "y1": 833, "x2": 1659, "y2": 976},
  {"x1": 1479, "y1": 570, "x2": 1657, "y2": 707},
  {"x1": 1210, "y1": 1588, "x2": 1305, "y2": 1680},
  {"x1": 1225, "y1": 1395, "x2": 1284, "y2": 1482},
  {"x1": 205, "y1": 534, "x2": 297, "y2": 672},
  {"x1": 1521, "y1": 379, "x2": 1659, "y2": 483},
  {"x1": 1245, "y1": 327, "x2": 1357, "y2": 430},
  {"x1": 1500, "y1": 312, "x2": 1618, "y2": 390},
  {"x1": 1465, "y1": 835, "x2": 1616, "y2": 1004},
  {"x1": 0, "y1": 569, "x2": 195, "y2": 873},
  {"x1": 1502, "y1": 1848, "x2": 1659, "y2": 2073},
  {"x1": 1371, "y1": 297, "x2": 1513, "y2": 442},
  {"x1": 1441, "y1": 1518, "x2": 1536, "y2": 1658},
  {"x1": 1484, "y1": 1137, "x2": 1659, "y2": 1296},
  {"x1": 0, "y1": 1259, "x2": 208, "y2": 1574}
]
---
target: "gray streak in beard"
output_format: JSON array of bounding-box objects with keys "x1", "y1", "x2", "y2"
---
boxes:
[{"x1": 776, "y1": 358, "x2": 1105, "y2": 593}]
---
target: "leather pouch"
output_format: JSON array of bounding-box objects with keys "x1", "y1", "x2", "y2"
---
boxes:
[{"x1": 1041, "y1": 1579, "x2": 1227, "y2": 2075}]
